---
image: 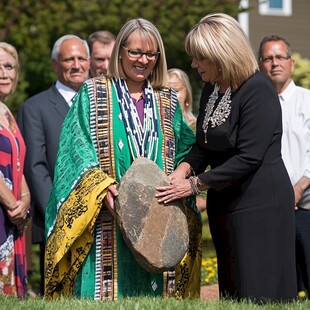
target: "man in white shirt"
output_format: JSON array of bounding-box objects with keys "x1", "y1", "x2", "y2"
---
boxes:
[
  {"x1": 17, "y1": 34, "x2": 90, "y2": 295},
  {"x1": 259, "y1": 34, "x2": 310, "y2": 296}
]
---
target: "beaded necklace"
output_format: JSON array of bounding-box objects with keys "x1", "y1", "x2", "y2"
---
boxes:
[
  {"x1": 202, "y1": 83, "x2": 232, "y2": 143},
  {"x1": 113, "y1": 77, "x2": 159, "y2": 160}
]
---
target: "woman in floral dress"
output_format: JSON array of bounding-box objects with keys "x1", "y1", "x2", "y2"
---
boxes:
[{"x1": 0, "y1": 42, "x2": 30, "y2": 297}]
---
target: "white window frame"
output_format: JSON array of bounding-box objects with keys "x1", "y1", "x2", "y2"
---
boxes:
[{"x1": 259, "y1": 0, "x2": 292, "y2": 16}]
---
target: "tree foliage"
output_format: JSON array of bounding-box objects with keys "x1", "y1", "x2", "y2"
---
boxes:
[
  {"x1": 2, "y1": 1, "x2": 309, "y2": 116},
  {"x1": 0, "y1": 0, "x2": 241, "y2": 114},
  {"x1": 292, "y1": 53, "x2": 310, "y2": 89}
]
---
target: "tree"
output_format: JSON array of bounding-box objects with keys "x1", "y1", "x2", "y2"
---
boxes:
[
  {"x1": 0, "y1": 0, "x2": 241, "y2": 114},
  {"x1": 292, "y1": 53, "x2": 310, "y2": 89}
]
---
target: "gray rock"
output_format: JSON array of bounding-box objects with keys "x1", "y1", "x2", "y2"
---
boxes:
[{"x1": 115, "y1": 157, "x2": 189, "y2": 273}]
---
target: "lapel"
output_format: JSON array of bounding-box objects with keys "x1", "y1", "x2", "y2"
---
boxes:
[{"x1": 49, "y1": 84, "x2": 70, "y2": 119}]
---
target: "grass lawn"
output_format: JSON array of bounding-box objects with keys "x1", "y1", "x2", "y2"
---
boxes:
[{"x1": 1, "y1": 294, "x2": 310, "y2": 310}]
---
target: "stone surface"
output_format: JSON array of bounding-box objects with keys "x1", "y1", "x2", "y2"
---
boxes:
[{"x1": 115, "y1": 157, "x2": 189, "y2": 273}]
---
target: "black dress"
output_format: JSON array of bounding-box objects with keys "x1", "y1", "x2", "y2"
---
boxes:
[{"x1": 184, "y1": 72, "x2": 297, "y2": 302}]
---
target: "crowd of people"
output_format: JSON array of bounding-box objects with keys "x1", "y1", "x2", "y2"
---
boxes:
[{"x1": 0, "y1": 12, "x2": 309, "y2": 305}]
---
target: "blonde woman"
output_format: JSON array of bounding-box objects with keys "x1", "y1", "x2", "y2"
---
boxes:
[
  {"x1": 157, "y1": 13, "x2": 297, "y2": 303},
  {"x1": 45, "y1": 18, "x2": 201, "y2": 300},
  {"x1": 0, "y1": 42, "x2": 30, "y2": 297}
]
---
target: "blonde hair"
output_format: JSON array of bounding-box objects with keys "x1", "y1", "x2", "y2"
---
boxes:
[
  {"x1": 167, "y1": 68, "x2": 196, "y2": 125},
  {"x1": 0, "y1": 42, "x2": 20, "y2": 97},
  {"x1": 185, "y1": 13, "x2": 258, "y2": 90},
  {"x1": 108, "y1": 18, "x2": 167, "y2": 87}
]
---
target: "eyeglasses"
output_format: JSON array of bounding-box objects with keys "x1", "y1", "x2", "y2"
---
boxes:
[
  {"x1": 260, "y1": 55, "x2": 291, "y2": 64},
  {"x1": 0, "y1": 63, "x2": 15, "y2": 71},
  {"x1": 122, "y1": 46, "x2": 160, "y2": 61}
]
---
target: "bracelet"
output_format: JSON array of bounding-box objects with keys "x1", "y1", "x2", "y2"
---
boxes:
[
  {"x1": 189, "y1": 176, "x2": 202, "y2": 195},
  {"x1": 196, "y1": 177, "x2": 203, "y2": 190},
  {"x1": 20, "y1": 192, "x2": 30, "y2": 198},
  {"x1": 186, "y1": 166, "x2": 196, "y2": 178}
]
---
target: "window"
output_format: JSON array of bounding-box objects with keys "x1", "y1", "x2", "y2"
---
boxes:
[{"x1": 259, "y1": 0, "x2": 292, "y2": 16}]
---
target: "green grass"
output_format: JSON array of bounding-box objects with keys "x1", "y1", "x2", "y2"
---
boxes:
[{"x1": 1, "y1": 295, "x2": 310, "y2": 309}]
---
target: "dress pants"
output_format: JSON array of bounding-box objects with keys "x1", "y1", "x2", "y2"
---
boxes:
[{"x1": 296, "y1": 209, "x2": 310, "y2": 292}]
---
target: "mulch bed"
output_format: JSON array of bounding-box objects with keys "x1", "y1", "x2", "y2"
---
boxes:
[{"x1": 200, "y1": 284, "x2": 219, "y2": 300}]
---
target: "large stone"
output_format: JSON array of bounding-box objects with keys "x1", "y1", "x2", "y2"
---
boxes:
[{"x1": 115, "y1": 157, "x2": 189, "y2": 273}]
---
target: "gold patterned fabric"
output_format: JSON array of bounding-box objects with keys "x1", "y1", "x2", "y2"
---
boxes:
[
  {"x1": 175, "y1": 205, "x2": 202, "y2": 299},
  {"x1": 45, "y1": 168, "x2": 116, "y2": 299}
]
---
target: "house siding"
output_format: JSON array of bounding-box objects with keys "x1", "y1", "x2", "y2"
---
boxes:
[{"x1": 248, "y1": 0, "x2": 310, "y2": 58}]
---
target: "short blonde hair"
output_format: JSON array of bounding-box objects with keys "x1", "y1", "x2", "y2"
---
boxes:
[
  {"x1": 185, "y1": 13, "x2": 258, "y2": 90},
  {"x1": 108, "y1": 18, "x2": 167, "y2": 88},
  {"x1": 0, "y1": 42, "x2": 20, "y2": 95}
]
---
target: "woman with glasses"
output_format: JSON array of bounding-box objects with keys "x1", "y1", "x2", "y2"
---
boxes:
[
  {"x1": 0, "y1": 42, "x2": 30, "y2": 298},
  {"x1": 44, "y1": 18, "x2": 201, "y2": 300},
  {"x1": 156, "y1": 13, "x2": 297, "y2": 303}
]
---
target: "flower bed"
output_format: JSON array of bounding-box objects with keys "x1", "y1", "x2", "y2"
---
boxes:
[{"x1": 201, "y1": 257, "x2": 218, "y2": 286}]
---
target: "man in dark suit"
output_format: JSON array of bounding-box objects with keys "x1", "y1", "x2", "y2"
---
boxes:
[{"x1": 17, "y1": 34, "x2": 90, "y2": 295}]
